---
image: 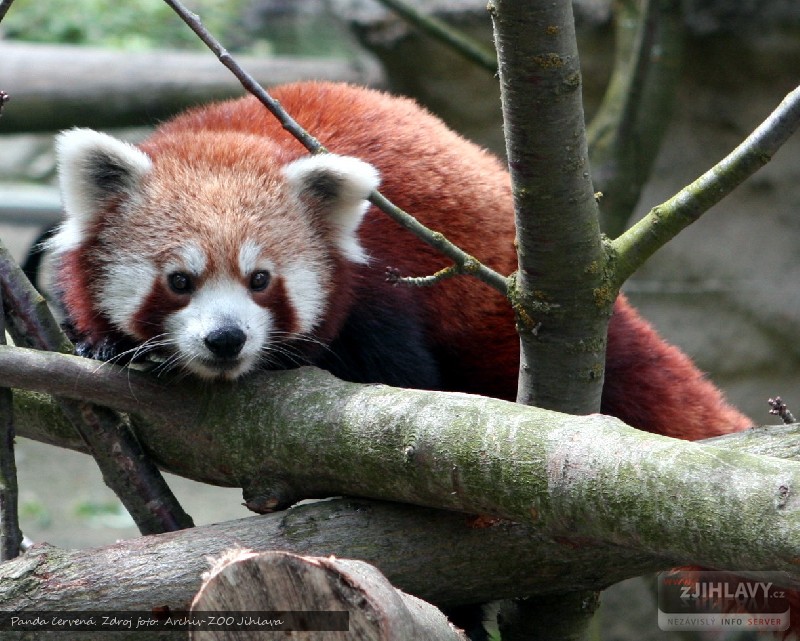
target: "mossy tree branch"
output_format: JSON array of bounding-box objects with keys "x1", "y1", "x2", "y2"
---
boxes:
[{"x1": 4, "y1": 346, "x2": 800, "y2": 586}]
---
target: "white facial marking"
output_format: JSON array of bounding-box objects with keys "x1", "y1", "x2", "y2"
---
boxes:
[
  {"x1": 96, "y1": 257, "x2": 159, "y2": 336},
  {"x1": 282, "y1": 260, "x2": 327, "y2": 335},
  {"x1": 238, "y1": 239, "x2": 270, "y2": 277},
  {"x1": 177, "y1": 242, "x2": 207, "y2": 277},
  {"x1": 165, "y1": 278, "x2": 271, "y2": 379}
]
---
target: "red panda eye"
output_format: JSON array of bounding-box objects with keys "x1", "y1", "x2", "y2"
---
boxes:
[
  {"x1": 168, "y1": 272, "x2": 193, "y2": 294},
  {"x1": 249, "y1": 270, "x2": 271, "y2": 292}
]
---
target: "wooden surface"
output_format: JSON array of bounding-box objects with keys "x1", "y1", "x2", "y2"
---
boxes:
[{"x1": 191, "y1": 550, "x2": 468, "y2": 640}]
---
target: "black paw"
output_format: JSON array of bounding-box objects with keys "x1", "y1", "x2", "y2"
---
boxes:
[{"x1": 74, "y1": 336, "x2": 137, "y2": 363}]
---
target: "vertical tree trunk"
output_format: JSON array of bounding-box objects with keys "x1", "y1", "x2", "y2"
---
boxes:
[
  {"x1": 490, "y1": 1, "x2": 609, "y2": 638},
  {"x1": 490, "y1": 1, "x2": 609, "y2": 413}
]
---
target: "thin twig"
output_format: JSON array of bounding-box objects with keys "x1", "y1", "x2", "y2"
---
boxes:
[
  {"x1": 161, "y1": 0, "x2": 509, "y2": 297},
  {"x1": 0, "y1": 92, "x2": 9, "y2": 119},
  {"x1": 387, "y1": 264, "x2": 462, "y2": 288},
  {"x1": 372, "y1": 0, "x2": 497, "y2": 74},
  {"x1": 768, "y1": 396, "x2": 796, "y2": 425},
  {"x1": 610, "y1": 84, "x2": 800, "y2": 288},
  {"x1": 370, "y1": 191, "x2": 509, "y2": 294},
  {"x1": 0, "y1": 289, "x2": 22, "y2": 561}
]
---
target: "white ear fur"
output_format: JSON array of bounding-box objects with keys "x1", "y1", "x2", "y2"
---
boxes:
[
  {"x1": 51, "y1": 128, "x2": 152, "y2": 252},
  {"x1": 283, "y1": 154, "x2": 380, "y2": 264}
]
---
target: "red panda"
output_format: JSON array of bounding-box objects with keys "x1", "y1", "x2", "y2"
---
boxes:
[
  {"x1": 50, "y1": 81, "x2": 750, "y2": 439},
  {"x1": 49, "y1": 81, "x2": 760, "y2": 641}
]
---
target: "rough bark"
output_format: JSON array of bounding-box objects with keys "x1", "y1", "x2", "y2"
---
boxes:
[{"x1": 4, "y1": 347, "x2": 800, "y2": 583}]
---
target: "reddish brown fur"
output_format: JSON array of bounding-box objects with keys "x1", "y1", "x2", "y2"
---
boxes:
[{"x1": 65, "y1": 82, "x2": 751, "y2": 438}]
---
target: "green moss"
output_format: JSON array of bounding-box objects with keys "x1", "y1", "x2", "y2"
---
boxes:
[{"x1": 593, "y1": 284, "x2": 616, "y2": 308}]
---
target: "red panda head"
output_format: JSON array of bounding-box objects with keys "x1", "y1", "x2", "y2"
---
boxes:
[{"x1": 50, "y1": 128, "x2": 380, "y2": 380}]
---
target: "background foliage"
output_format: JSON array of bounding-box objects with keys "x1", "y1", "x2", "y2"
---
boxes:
[{"x1": 0, "y1": 0, "x2": 248, "y2": 50}]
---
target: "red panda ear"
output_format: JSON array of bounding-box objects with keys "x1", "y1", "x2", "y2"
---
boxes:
[
  {"x1": 283, "y1": 154, "x2": 380, "y2": 264},
  {"x1": 52, "y1": 128, "x2": 152, "y2": 251}
]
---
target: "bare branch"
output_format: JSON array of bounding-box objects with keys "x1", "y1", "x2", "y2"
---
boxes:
[
  {"x1": 0, "y1": 242, "x2": 71, "y2": 354},
  {"x1": 769, "y1": 396, "x2": 796, "y2": 425},
  {"x1": 369, "y1": 191, "x2": 509, "y2": 295},
  {"x1": 161, "y1": 0, "x2": 509, "y2": 296},
  {"x1": 161, "y1": 0, "x2": 325, "y2": 153},
  {"x1": 587, "y1": 0, "x2": 684, "y2": 236},
  {"x1": 610, "y1": 84, "x2": 800, "y2": 287},
  {"x1": 387, "y1": 264, "x2": 462, "y2": 288},
  {"x1": 371, "y1": 0, "x2": 497, "y2": 74},
  {"x1": 0, "y1": 498, "x2": 668, "y2": 617}
]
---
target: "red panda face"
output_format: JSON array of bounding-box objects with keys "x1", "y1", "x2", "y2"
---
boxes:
[{"x1": 50, "y1": 128, "x2": 380, "y2": 379}]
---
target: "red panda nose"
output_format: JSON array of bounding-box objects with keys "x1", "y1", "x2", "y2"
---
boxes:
[{"x1": 204, "y1": 326, "x2": 247, "y2": 359}]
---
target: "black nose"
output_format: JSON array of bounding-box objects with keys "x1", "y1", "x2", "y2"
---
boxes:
[{"x1": 204, "y1": 326, "x2": 247, "y2": 359}]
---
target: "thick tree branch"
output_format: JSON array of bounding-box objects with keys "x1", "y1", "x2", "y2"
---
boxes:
[
  {"x1": 4, "y1": 347, "x2": 800, "y2": 581},
  {"x1": 610, "y1": 84, "x2": 800, "y2": 288},
  {"x1": 0, "y1": 498, "x2": 669, "y2": 620},
  {"x1": 489, "y1": 0, "x2": 608, "y2": 410}
]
